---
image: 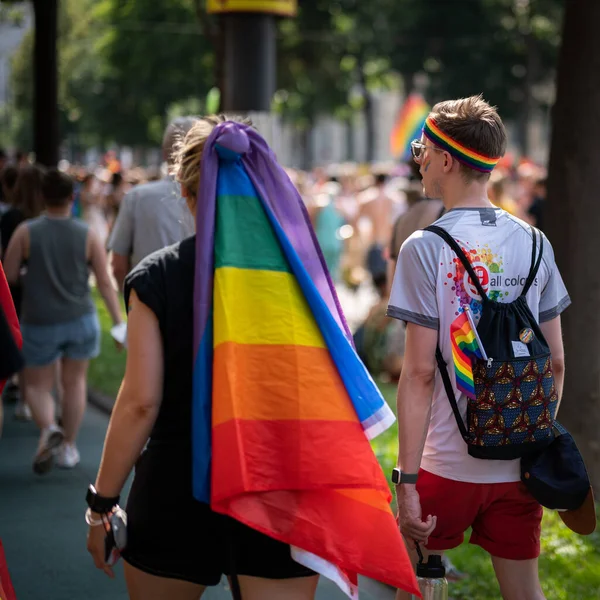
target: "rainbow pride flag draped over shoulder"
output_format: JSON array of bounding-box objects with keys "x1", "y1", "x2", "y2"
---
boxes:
[
  {"x1": 389, "y1": 93, "x2": 430, "y2": 159},
  {"x1": 192, "y1": 122, "x2": 418, "y2": 598}
]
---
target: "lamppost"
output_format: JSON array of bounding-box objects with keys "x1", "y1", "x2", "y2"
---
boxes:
[{"x1": 206, "y1": 0, "x2": 297, "y2": 112}]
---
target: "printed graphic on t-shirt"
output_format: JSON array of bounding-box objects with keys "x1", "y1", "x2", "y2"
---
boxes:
[
  {"x1": 442, "y1": 242, "x2": 505, "y2": 316},
  {"x1": 442, "y1": 241, "x2": 540, "y2": 318}
]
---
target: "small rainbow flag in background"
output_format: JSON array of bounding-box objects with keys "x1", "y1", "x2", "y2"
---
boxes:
[
  {"x1": 389, "y1": 93, "x2": 430, "y2": 159},
  {"x1": 450, "y1": 306, "x2": 487, "y2": 399}
]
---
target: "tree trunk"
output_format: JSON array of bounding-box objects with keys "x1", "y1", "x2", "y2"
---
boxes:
[
  {"x1": 358, "y1": 63, "x2": 375, "y2": 164},
  {"x1": 33, "y1": 0, "x2": 59, "y2": 167},
  {"x1": 300, "y1": 124, "x2": 313, "y2": 171},
  {"x1": 546, "y1": 0, "x2": 600, "y2": 491},
  {"x1": 345, "y1": 116, "x2": 354, "y2": 162}
]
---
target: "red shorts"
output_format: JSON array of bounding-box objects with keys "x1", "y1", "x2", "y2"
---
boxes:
[{"x1": 417, "y1": 469, "x2": 543, "y2": 560}]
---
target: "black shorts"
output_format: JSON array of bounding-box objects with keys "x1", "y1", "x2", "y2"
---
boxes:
[{"x1": 121, "y1": 443, "x2": 315, "y2": 586}]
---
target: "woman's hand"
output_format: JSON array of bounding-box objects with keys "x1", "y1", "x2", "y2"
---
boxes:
[{"x1": 86, "y1": 518, "x2": 115, "y2": 579}]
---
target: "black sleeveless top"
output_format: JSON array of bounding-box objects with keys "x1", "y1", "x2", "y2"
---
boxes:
[{"x1": 124, "y1": 235, "x2": 196, "y2": 446}]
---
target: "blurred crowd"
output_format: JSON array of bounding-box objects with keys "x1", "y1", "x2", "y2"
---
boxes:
[{"x1": 0, "y1": 144, "x2": 548, "y2": 391}]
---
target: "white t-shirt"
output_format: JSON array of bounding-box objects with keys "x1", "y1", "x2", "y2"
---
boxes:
[{"x1": 387, "y1": 207, "x2": 570, "y2": 483}]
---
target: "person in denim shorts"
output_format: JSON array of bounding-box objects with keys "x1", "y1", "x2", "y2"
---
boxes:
[{"x1": 4, "y1": 169, "x2": 123, "y2": 474}]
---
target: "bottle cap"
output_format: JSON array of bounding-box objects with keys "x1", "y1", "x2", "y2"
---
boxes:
[{"x1": 416, "y1": 554, "x2": 446, "y2": 579}]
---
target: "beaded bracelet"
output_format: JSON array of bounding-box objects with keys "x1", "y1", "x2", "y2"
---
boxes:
[{"x1": 85, "y1": 508, "x2": 105, "y2": 527}]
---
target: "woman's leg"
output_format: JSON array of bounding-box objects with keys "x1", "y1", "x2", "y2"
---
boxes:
[
  {"x1": 237, "y1": 575, "x2": 319, "y2": 600},
  {"x1": 124, "y1": 562, "x2": 206, "y2": 600},
  {"x1": 59, "y1": 357, "x2": 89, "y2": 445},
  {"x1": 24, "y1": 363, "x2": 58, "y2": 433}
]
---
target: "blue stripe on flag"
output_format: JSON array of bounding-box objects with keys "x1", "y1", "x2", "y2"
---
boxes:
[{"x1": 192, "y1": 307, "x2": 214, "y2": 503}]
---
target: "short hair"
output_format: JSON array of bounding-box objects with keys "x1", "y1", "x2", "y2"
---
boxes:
[
  {"x1": 429, "y1": 95, "x2": 507, "y2": 181},
  {"x1": 162, "y1": 116, "x2": 199, "y2": 166},
  {"x1": 42, "y1": 169, "x2": 74, "y2": 207}
]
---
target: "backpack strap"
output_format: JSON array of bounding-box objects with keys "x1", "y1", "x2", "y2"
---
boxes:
[
  {"x1": 425, "y1": 225, "x2": 489, "y2": 303},
  {"x1": 424, "y1": 225, "x2": 478, "y2": 444},
  {"x1": 435, "y1": 346, "x2": 473, "y2": 443},
  {"x1": 521, "y1": 227, "x2": 544, "y2": 297}
]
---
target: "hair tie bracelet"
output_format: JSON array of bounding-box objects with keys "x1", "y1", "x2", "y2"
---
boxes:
[{"x1": 423, "y1": 117, "x2": 501, "y2": 173}]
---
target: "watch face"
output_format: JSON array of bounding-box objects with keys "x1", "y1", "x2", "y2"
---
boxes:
[{"x1": 391, "y1": 468, "x2": 400, "y2": 484}]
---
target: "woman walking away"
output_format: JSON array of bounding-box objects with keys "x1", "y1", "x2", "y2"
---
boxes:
[
  {"x1": 4, "y1": 169, "x2": 123, "y2": 474},
  {"x1": 85, "y1": 117, "x2": 418, "y2": 600}
]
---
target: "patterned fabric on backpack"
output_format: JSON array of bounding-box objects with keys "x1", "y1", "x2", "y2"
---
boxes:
[{"x1": 426, "y1": 225, "x2": 558, "y2": 460}]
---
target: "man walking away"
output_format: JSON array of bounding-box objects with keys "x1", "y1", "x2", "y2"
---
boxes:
[
  {"x1": 108, "y1": 117, "x2": 197, "y2": 290},
  {"x1": 388, "y1": 96, "x2": 569, "y2": 600}
]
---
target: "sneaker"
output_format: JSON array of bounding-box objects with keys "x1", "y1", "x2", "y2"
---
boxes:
[
  {"x1": 3, "y1": 381, "x2": 20, "y2": 403},
  {"x1": 14, "y1": 400, "x2": 32, "y2": 421},
  {"x1": 32, "y1": 424, "x2": 64, "y2": 475},
  {"x1": 56, "y1": 443, "x2": 80, "y2": 469}
]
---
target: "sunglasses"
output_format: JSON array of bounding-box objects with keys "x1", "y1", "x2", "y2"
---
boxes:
[{"x1": 410, "y1": 139, "x2": 445, "y2": 163}]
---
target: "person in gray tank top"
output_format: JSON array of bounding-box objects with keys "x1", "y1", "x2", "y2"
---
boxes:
[{"x1": 3, "y1": 169, "x2": 123, "y2": 475}]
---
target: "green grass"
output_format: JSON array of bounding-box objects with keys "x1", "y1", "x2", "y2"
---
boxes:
[
  {"x1": 88, "y1": 297, "x2": 600, "y2": 599},
  {"x1": 373, "y1": 382, "x2": 600, "y2": 600},
  {"x1": 88, "y1": 289, "x2": 126, "y2": 398}
]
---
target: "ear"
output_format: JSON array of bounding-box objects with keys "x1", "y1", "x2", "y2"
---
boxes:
[{"x1": 442, "y1": 151, "x2": 454, "y2": 174}]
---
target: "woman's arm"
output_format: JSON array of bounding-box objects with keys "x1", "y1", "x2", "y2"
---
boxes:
[
  {"x1": 93, "y1": 289, "x2": 164, "y2": 498},
  {"x1": 88, "y1": 228, "x2": 123, "y2": 326},
  {"x1": 3, "y1": 224, "x2": 28, "y2": 284}
]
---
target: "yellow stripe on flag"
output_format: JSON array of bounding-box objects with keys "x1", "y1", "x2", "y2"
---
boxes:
[{"x1": 213, "y1": 267, "x2": 326, "y2": 348}]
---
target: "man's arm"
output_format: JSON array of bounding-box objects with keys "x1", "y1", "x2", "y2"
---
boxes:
[
  {"x1": 396, "y1": 322, "x2": 438, "y2": 473},
  {"x1": 540, "y1": 316, "x2": 565, "y2": 412},
  {"x1": 107, "y1": 191, "x2": 135, "y2": 289},
  {"x1": 111, "y1": 253, "x2": 130, "y2": 292},
  {"x1": 394, "y1": 321, "x2": 438, "y2": 545}
]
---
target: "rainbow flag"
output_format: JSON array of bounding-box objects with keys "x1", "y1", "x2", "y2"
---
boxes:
[
  {"x1": 389, "y1": 93, "x2": 430, "y2": 159},
  {"x1": 450, "y1": 307, "x2": 486, "y2": 399},
  {"x1": 192, "y1": 122, "x2": 419, "y2": 598}
]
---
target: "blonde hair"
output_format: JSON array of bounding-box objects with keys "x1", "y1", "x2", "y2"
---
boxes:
[{"x1": 172, "y1": 114, "x2": 252, "y2": 199}]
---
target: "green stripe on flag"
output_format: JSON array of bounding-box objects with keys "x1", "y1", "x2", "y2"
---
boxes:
[{"x1": 215, "y1": 194, "x2": 291, "y2": 273}]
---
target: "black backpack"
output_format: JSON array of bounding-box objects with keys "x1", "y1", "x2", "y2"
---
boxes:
[{"x1": 425, "y1": 225, "x2": 558, "y2": 460}]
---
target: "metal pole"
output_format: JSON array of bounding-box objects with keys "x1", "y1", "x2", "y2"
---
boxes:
[
  {"x1": 222, "y1": 13, "x2": 276, "y2": 112},
  {"x1": 33, "y1": 0, "x2": 59, "y2": 166}
]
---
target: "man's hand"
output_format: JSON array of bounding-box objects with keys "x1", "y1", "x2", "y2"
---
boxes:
[{"x1": 396, "y1": 484, "x2": 437, "y2": 545}]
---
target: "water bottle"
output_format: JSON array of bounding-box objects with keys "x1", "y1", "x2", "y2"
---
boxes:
[{"x1": 410, "y1": 543, "x2": 448, "y2": 600}]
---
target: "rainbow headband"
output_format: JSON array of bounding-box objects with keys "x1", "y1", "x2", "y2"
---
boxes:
[{"x1": 423, "y1": 117, "x2": 500, "y2": 173}]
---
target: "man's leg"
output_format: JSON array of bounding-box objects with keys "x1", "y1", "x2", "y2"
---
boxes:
[
  {"x1": 470, "y1": 482, "x2": 544, "y2": 600},
  {"x1": 491, "y1": 556, "x2": 545, "y2": 600}
]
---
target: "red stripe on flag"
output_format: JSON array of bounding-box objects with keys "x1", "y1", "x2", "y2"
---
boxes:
[
  {"x1": 213, "y1": 488, "x2": 419, "y2": 595},
  {"x1": 212, "y1": 419, "x2": 389, "y2": 503}
]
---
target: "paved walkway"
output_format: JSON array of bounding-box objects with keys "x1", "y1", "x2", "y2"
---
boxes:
[{"x1": 0, "y1": 400, "x2": 395, "y2": 600}]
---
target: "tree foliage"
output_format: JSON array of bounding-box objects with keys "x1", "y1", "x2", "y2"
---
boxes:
[{"x1": 6, "y1": 0, "x2": 565, "y2": 153}]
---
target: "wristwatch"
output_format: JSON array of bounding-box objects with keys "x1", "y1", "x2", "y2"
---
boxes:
[
  {"x1": 86, "y1": 484, "x2": 120, "y2": 514},
  {"x1": 391, "y1": 468, "x2": 418, "y2": 485}
]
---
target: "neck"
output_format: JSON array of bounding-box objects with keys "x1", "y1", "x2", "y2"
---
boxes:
[
  {"x1": 441, "y1": 179, "x2": 493, "y2": 211},
  {"x1": 45, "y1": 205, "x2": 71, "y2": 218}
]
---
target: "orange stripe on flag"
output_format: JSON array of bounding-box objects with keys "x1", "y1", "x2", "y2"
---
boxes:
[{"x1": 212, "y1": 342, "x2": 357, "y2": 426}]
